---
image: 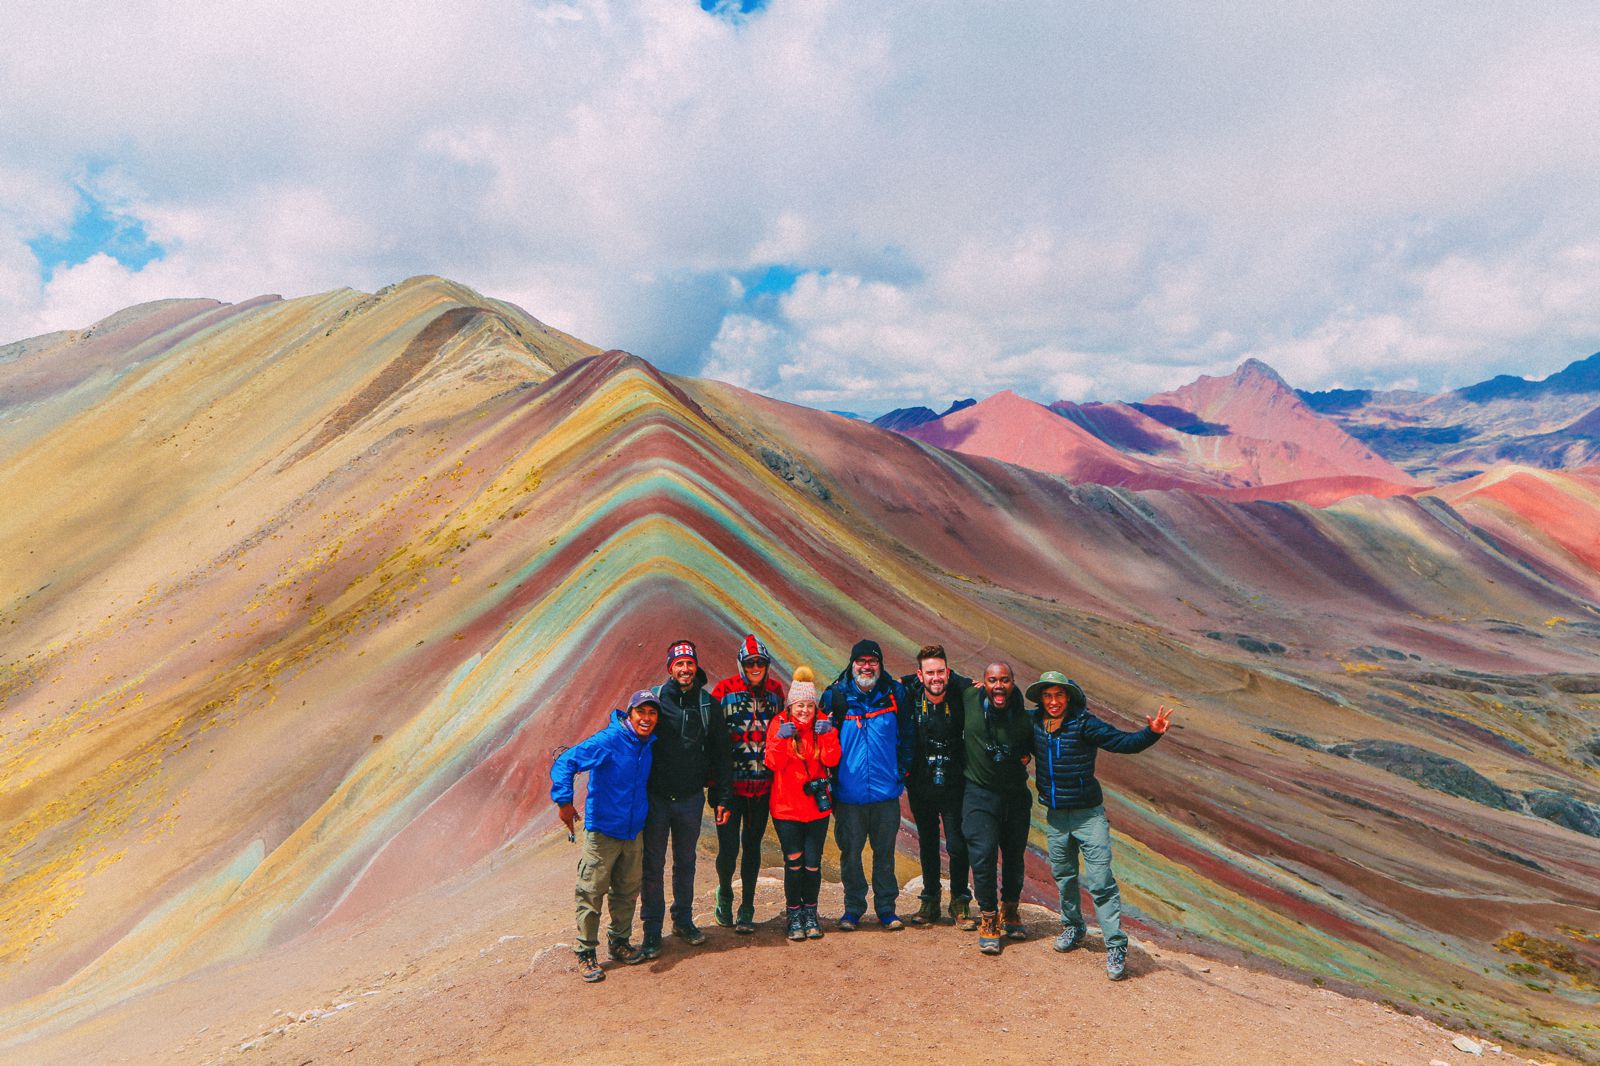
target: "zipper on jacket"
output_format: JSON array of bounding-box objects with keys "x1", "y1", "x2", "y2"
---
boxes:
[{"x1": 1047, "y1": 730, "x2": 1056, "y2": 807}]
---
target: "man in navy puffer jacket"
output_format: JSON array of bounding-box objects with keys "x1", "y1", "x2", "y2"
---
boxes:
[
  {"x1": 1027, "y1": 670, "x2": 1172, "y2": 981},
  {"x1": 551, "y1": 689, "x2": 659, "y2": 982}
]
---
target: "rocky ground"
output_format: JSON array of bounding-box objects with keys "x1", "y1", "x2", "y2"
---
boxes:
[{"x1": 6, "y1": 833, "x2": 1578, "y2": 1066}]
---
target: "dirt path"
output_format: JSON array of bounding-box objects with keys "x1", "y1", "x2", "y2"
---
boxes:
[{"x1": 6, "y1": 836, "x2": 1573, "y2": 1066}]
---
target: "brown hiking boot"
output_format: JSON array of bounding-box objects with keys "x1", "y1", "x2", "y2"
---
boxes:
[
  {"x1": 912, "y1": 897, "x2": 940, "y2": 925},
  {"x1": 576, "y1": 949, "x2": 605, "y2": 982},
  {"x1": 607, "y1": 936, "x2": 646, "y2": 965},
  {"x1": 978, "y1": 910, "x2": 1002, "y2": 955},
  {"x1": 950, "y1": 898, "x2": 977, "y2": 931},
  {"x1": 1002, "y1": 900, "x2": 1026, "y2": 940}
]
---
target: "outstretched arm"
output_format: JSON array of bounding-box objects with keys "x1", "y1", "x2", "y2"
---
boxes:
[{"x1": 1084, "y1": 705, "x2": 1172, "y2": 754}]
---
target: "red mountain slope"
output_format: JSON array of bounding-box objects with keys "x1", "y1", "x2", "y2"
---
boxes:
[
  {"x1": 901, "y1": 390, "x2": 1221, "y2": 490},
  {"x1": 1141, "y1": 359, "x2": 1417, "y2": 487}
]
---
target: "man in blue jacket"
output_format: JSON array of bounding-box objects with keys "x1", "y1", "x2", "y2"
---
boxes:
[
  {"x1": 1027, "y1": 670, "x2": 1172, "y2": 980},
  {"x1": 821, "y1": 638, "x2": 914, "y2": 931},
  {"x1": 550, "y1": 689, "x2": 660, "y2": 983}
]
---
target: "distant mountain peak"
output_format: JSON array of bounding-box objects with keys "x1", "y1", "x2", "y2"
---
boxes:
[
  {"x1": 1455, "y1": 350, "x2": 1600, "y2": 404},
  {"x1": 871, "y1": 405, "x2": 939, "y2": 431},
  {"x1": 1236, "y1": 358, "x2": 1289, "y2": 386},
  {"x1": 871, "y1": 397, "x2": 976, "y2": 432}
]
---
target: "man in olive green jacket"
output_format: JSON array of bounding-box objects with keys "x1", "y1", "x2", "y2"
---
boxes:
[{"x1": 960, "y1": 662, "x2": 1034, "y2": 954}]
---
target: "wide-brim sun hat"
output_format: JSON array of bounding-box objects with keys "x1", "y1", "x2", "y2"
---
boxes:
[{"x1": 1026, "y1": 671, "x2": 1087, "y2": 709}]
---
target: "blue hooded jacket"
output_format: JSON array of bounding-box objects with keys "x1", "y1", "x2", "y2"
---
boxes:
[
  {"x1": 1030, "y1": 688, "x2": 1158, "y2": 811},
  {"x1": 550, "y1": 709, "x2": 656, "y2": 839},
  {"x1": 821, "y1": 669, "x2": 913, "y2": 805}
]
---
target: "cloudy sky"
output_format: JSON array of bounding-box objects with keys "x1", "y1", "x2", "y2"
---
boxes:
[{"x1": 3, "y1": 1, "x2": 1599, "y2": 414}]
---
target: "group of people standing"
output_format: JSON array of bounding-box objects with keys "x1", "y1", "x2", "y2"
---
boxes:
[{"x1": 550, "y1": 635, "x2": 1173, "y2": 984}]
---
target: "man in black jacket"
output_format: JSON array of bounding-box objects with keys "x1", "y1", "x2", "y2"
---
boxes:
[
  {"x1": 1028, "y1": 669, "x2": 1172, "y2": 980},
  {"x1": 901, "y1": 643, "x2": 974, "y2": 928},
  {"x1": 639, "y1": 640, "x2": 732, "y2": 958}
]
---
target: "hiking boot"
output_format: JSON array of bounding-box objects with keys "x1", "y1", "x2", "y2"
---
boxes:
[
  {"x1": 838, "y1": 912, "x2": 860, "y2": 932},
  {"x1": 878, "y1": 912, "x2": 906, "y2": 931},
  {"x1": 1054, "y1": 924, "x2": 1086, "y2": 953},
  {"x1": 576, "y1": 949, "x2": 605, "y2": 983},
  {"x1": 734, "y1": 903, "x2": 756, "y2": 935},
  {"x1": 978, "y1": 910, "x2": 1003, "y2": 955},
  {"x1": 786, "y1": 909, "x2": 807, "y2": 941},
  {"x1": 950, "y1": 898, "x2": 977, "y2": 931},
  {"x1": 912, "y1": 896, "x2": 940, "y2": 926},
  {"x1": 1002, "y1": 900, "x2": 1026, "y2": 940},
  {"x1": 1105, "y1": 945, "x2": 1127, "y2": 980},
  {"x1": 713, "y1": 885, "x2": 734, "y2": 928},
  {"x1": 803, "y1": 905, "x2": 824, "y2": 940},
  {"x1": 639, "y1": 930, "x2": 663, "y2": 959},
  {"x1": 672, "y1": 921, "x2": 707, "y2": 946},
  {"x1": 607, "y1": 936, "x2": 646, "y2": 965}
]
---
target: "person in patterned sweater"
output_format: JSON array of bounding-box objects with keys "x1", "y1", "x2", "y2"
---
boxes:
[{"x1": 709, "y1": 634, "x2": 787, "y2": 933}]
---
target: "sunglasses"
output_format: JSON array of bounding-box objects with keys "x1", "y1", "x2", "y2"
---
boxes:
[{"x1": 745, "y1": 658, "x2": 770, "y2": 667}]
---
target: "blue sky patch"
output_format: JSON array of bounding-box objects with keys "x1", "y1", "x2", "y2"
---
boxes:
[
  {"x1": 700, "y1": 0, "x2": 767, "y2": 21},
  {"x1": 737, "y1": 263, "x2": 810, "y2": 301},
  {"x1": 28, "y1": 187, "x2": 164, "y2": 280}
]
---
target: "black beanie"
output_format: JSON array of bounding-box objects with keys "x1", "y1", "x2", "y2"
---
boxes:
[{"x1": 849, "y1": 639, "x2": 883, "y2": 663}]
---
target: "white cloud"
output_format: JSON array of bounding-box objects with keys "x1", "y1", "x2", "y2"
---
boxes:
[{"x1": 2, "y1": 1, "x2": 1599, "y2": 410}]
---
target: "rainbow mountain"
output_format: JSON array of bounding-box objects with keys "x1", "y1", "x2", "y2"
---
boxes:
[{"x1": 1, "y1": 277, "x2": 1596, "y2": 1059}]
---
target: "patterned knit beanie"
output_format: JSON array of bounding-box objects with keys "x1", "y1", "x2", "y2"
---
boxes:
[
  {"x1": 786, "y1": 665, "x2": 818, "y2": 706},
  {"x1": 736, "y1": 634, "x2": 772, "y2": 666}
]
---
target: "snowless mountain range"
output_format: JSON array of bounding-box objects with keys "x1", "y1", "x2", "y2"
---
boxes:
[
  {"x1": 877, "y1": 352, "x2": 1600, "y2": 499},
  {"x1": 0, "y1": 279, "x2": 1596, "y2": 1061}
]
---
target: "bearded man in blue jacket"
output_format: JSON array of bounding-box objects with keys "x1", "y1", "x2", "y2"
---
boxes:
[
  {"x1": 820, "y1": 638, "x2": 914, "y2": 931},
  {"x1": 550, "y1": 689, "x2": 659, "y2": 983}
]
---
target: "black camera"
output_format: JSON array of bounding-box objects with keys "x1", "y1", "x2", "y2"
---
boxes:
[
  {"x1": 984, "y1": 740, "x2": 1014, "y2": 765},
  {"x1": 804, "y1": 776, "x2": 833, "y2": 813},
  {"x1": 925, "y1": 738, "x2": 954, "y2": 788}
]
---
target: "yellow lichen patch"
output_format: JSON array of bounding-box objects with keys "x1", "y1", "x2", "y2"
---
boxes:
[
  {"x1": 1495, "y1": 931, "x2": 1600, "y2": 991},
  {"x1": 1341, "y1": 661, "x2": 1383, "y2": 673}
]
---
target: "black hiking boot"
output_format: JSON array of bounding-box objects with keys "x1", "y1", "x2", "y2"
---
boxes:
[{"x1": 786, "y1": 908, "x2": 807, "y2": 941}]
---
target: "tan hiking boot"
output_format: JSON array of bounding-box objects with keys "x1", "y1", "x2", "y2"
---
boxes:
[
  {"x1": 577, "y1": 949, "x2": 605, "y2": 982},
  {"x1": 1002, "y1": 900, "x2": 1026, "y2": 940},
  {"x1": 978, "y1": 910, "x2": 1002, "y2": 955}
]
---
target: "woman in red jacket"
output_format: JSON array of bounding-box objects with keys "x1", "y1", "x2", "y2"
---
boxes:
[{"x1": 764, "y1": 666, "x2": 842, "y2": 942}]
